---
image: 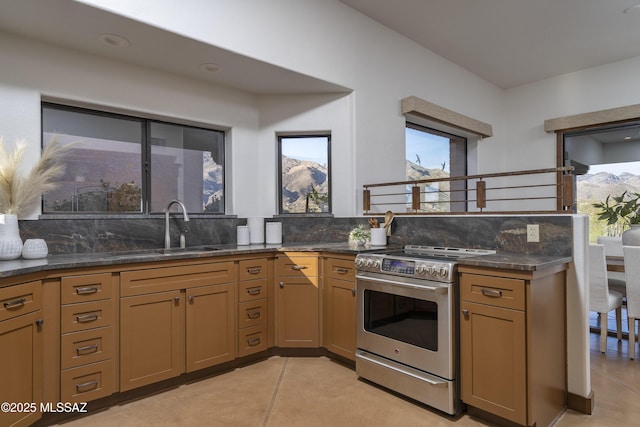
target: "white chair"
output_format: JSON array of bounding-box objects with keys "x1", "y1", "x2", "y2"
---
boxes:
[
  {"x1": 597, "y1": 236, "x2": 626, "y2": 297},
  {"x1": 589, "y1": 244, "x2": 624, "y2": 354},
  {"x1": 623, "y1": 246, "x2": 640, "y2": 359}
]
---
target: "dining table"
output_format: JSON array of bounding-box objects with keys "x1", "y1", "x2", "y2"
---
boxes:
[{"x1": 606, "y1": 255, "x2": 625, "y2": 272}]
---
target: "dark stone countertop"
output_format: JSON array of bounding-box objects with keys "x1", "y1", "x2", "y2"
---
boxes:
[
  {"x1": 0, "y1": 242, "x2": 391, "y2": 280},
  {"x1": 0, "y1": 243, "x2": 571, "y2": 281},
  {"x1": 456, "y1": 253, "x2": 572, "y2": 271}
]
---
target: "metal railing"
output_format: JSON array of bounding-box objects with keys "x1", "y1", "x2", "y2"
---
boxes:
[{"x1": 363, "y1": 167, "x2": 575, "y2": 215}]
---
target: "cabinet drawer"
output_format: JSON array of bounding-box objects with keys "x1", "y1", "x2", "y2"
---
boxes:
[
  {"x1": 238, "y1": 325, "x2": 268, "y2": 357},
  {"x1": 0, "y1": 281, "x2": 41, "y2": 322},
  {"x1": 61, "y1": 360, "x2": 114, "y2": 403},
  {"x1": 61, "y1": 326, "x2": 114, "y2": 370},
  {"x1": 325, "y1": 257, "x2": 355, "y2": 281},
  {"x1": 238, "y1": 279, "x2": 268, "y2": 303},
  {"x1": 276, "y1": 255, "x2": 318, "y2": 277},
  {"x1": 238, "y1": 259, "x2": 268, "y2": 281},
  {"x1": 121, "y1": 262, "x2": 235, "y2": 296},
  {"x1": 239, "y1": 300, "x2": 267, "y2": 328},
  {"x1": 461, "y1": 273, "x2": 525, "y2": 311},
  {"x1": 61, "y1": 273, "x2": 114, "y2": 304},
  {"x1": 61, "y1": 299, "x2": 114, "y2": 333}
]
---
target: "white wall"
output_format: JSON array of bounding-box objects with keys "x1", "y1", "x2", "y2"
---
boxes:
[{"x1": 78, "y1": 0, "x2": 505, "y2": 213}]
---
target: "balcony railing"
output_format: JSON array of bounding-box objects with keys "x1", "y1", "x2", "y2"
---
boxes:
[{"x1": 363, "y1": 167, "x2": 575, "y2": 215}]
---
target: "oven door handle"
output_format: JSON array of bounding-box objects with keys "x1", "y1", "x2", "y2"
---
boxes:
[{"x1": 356, "y1": 274, "x2": 448, "y2": 294}]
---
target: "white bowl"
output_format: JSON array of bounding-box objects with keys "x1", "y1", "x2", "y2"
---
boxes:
[{"x1": 22, "y1": 239, "x2": 48, "y2": 259}]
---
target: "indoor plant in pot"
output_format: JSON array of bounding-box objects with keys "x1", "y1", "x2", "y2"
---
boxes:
[
  {"x1": 349, "y1": 224, "x2": 371, "y2": 246},
  {"x1": 593, "y1": 191, "x2": 640, "y2": 245},
  {"x1": 0, "y1": 137, "x2": 71, "y2": 259}
]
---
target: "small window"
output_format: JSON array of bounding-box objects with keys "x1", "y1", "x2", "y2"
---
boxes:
[
  {"x1": 405, "y1": 123, "x2": 467, "y2": 212},
  {"x1": 278, "y1": 135, "x2": 331, "y2": 214},
  {"x1": 42, "y1": 103, "x2": 225, "y2": 214}
]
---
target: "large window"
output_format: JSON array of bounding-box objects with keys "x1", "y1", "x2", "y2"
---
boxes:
[
  {"x1": 405, "y1": 123, "x2": 467, "y2": 212},
  {"x1": 278, "y1": 134, "x2": 330, "y2": 214},
  {"x1": 42, "y1": 103, "x2": 224, "y2": 214}
]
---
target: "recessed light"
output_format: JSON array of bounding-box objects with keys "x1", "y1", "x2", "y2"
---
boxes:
[
  {"x1": 623, "y1": 4, "x2": 640, "y2": 14},
  {"x1": 199, "y1": 63, "x2": 222, "y2": 73},
  {"x1": 99, "y1": 34, "x2": 130, "y2": 48},
  {"x1": 625, "y1": 136, "x2": 632, "y2": 140}
]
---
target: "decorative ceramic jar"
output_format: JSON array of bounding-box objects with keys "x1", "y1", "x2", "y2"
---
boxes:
[
  {"x1": 22, "y1": 239, "x2": 48, "y2": 259},
  {"x1": 622, "y1": 224, "x2": 640, "y2": 246},
  {"x1": 0, "y1": 214, "x2": 23, "y2": 260}
]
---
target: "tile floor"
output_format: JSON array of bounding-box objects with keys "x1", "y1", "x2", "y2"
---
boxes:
[{"x1": 57, "y1": 333, "x2": 640, "y2": 427}]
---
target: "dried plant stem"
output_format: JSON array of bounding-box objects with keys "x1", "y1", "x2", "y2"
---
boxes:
[{"x1": 0, "y1": 137, "x2": 73, "y2": 217}]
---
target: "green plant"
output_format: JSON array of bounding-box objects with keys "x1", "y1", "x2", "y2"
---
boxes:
[
  {"x1": 349, "y1": 224, "x2": 371, "y2": 242},
  {"x1": 592, "y1": 191, "x2": 640, "y2": 229}
]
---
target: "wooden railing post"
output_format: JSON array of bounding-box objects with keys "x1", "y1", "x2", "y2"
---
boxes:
[
  {"x1": 411, "y1": 186, "x2": 421, "y2": 211},
  {"x1": 476, "y1": 180, "x2": 486, "y2": 210}
]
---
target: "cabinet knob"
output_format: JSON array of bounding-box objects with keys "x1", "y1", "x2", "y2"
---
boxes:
[
  {"x1": 174, "y1": 296, "x2": 180, "y2": 304},
  {"x1": 35, "y1": 319, "x2": 44, "y2": 327},
  {"x1": 351, "y1": 288, "x2": 356, "y2": 296},
  {"x1": 462, "y1": 309, "x2": 469, "y2": 318},
  {"x1": 279, "y1": 281, "x2": 285, "y2": 289},
  {"x1": 188, "y1": 295, "x2": 194, "y2": 303}
]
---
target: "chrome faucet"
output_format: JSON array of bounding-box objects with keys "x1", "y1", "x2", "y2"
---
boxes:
[{"x1": 164, "y1": 199, "x2": 190, "y2": 249}]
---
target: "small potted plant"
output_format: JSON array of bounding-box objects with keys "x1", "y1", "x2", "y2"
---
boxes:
[
  {"x1": 349, "y1": 224, "x2": 371, "y2": 246},
  {"x1": 593, "y1": 191, "x2": 640, "y2": 245}
]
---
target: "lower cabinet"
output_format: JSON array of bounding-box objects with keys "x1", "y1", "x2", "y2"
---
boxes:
[
  {"x1": 459, "y1": 265, "x2": 567, "y2": 427},
  {"x1": 276, "y1": 253, "x2": 319, "y2": 347},
  {"x1": 0, "y1": 281, "x2": 43, "y2": 427},
  {"x1": 119, "y1": 262, "x2": 236, "y2": 392},
  {"x1": 322, "y1": 255, "x2": 356, "y2": 361}
]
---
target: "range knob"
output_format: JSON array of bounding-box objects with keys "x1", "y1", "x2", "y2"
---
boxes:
[
  {"x1": 372, "y1": 260, "x2": 381, "y2": 269},
  {"x1": 355, "y1": 257, "x2": 365, "y2": 267},
  {"x1": 438, "y1": 266, "x2": 448, "y2": 277},
  {"x1": 416, "y1": 265, "x2": 428, "y2": 275},
  {"x1": 428, "y1": 266, "x2": 437, "y2": 276},
  {"x1": 365, "y1": 259, "x2": 374, "y2": 268}
]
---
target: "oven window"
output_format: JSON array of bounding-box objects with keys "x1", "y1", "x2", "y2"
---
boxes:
[{"x1": 364, "y1": 289, "x2": 438, "y2": 351}]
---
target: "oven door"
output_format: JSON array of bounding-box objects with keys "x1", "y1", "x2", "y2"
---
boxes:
[{"x1": 356, "y1": 271, "x2": 454, "y2": 380}]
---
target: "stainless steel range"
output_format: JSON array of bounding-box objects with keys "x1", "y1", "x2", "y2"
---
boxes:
[{"x1": 355, "y1": 245, "x2": 495, "y2": 415}]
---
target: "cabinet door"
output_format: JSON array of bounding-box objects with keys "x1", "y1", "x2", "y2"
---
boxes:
[
  {"x1": 185, "y1": 284, "x2": 235, "y2": 373},
  {"x1": 120, "y1": 290, "x2": 184, "y2": 392},
  {"x1": 0, "y1": 311, "x2": 43, "y2": 427},
  {"x1": 460, "y1": 300, "x2": 526, "y2": 425},
  {"x1": 277, "y1": 278, "x2": 319, "y2": 347},
  {"x1": 325, "y1": 277, "x2": 356, "y2": 360}
]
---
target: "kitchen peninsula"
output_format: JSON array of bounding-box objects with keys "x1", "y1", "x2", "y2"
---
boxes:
[{"x1": 0, "y1": 240, "x2": 570, "y2": 427}]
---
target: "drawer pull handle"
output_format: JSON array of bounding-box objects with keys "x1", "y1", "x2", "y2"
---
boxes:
[
  {"x1": 247, "y1": 267, "x2": 262, "y2": 274},
  {"x1": 336, "y1": 268, "x2": 349, "y2": 274},
  {"x1": 481, "y1": 289, "x2": 503, "y2": 298},
  {"x1": 247, "y1": 310, "x2": 261, "y2": 320},
  {"x1": 76, "y1": 287, "x2": 98, "y2": 295},
  {"x1": 3, "y1": 298, "x2": 26, "y2": 309},
  {"x1": 76, "y1": 313, "x2": 99, "y2": 323},
  {"x1": 291, "y1": 265, "x2": 307, "y2": 271},
  {"x1": 247, "y1": 337, "x2": 261, "y2": 347},
  {"x1": 247, "y1": 287, "x2": 262, "y2": 296},
  {"x1": 77, "y1": 344, "x2": 99, "y2": 355},
  {"x1": 76, "y1": 380, "x2": 98, "y2": 393}
]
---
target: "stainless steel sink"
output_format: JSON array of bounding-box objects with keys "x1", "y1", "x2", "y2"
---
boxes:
[{"x1": 108, "y1": 246, "x2": 222, "y2": 256}]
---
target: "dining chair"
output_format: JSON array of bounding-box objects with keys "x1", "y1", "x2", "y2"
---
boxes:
[
  {"x1": 597, "y1": 235, "x2": 626, "y2": 297},
  {"x1": 623, "y1": 245, "x2": 640, "y2": 359},
  {"x1": 589, "y1": 244, "x2": 624, "y2": 354}
]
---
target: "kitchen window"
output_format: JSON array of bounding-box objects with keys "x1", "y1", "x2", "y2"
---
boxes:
[
  {"x1": 405, "y1": 123, "x2": 467, "y2": 212},
  {"x1": 41, "y1": 103, "x2": 225, "y2": 214},
  {"x1": 277, "y1": 134, "x2": 331, "y2": 214}
]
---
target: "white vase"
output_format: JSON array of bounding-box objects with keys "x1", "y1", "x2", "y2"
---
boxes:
[
  {"x1": 622, "y1": 224, "x2": 640, "y2": 246},
  {"x1": 22, "y1": 239, "x2": 48, "y2": 259},
  {"x1": 0, "y1": 214, "x2": 23, "y2": 260}
]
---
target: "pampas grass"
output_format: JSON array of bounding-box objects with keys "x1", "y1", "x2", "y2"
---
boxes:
[{"x1": 0, "y1": 137, "x2": 72, "y2": 217}]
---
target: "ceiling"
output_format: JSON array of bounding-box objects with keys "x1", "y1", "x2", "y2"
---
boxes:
[
  {"x1": 0, "y1": 0, "x2": 349, "y2": 95},
  {"x1": 340, "y1": 0, "x2": 640, "y2": 89}
]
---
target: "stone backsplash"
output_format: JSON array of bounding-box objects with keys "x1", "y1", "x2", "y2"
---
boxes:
[{"x1": 18, "y1": 214, "x2": 572, "y2": 257}]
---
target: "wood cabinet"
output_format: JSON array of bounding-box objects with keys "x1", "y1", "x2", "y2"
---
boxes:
[
  {"x1": 119, "y1": 262, "x2": 236, "y2": 391},
  {"x1": 60, "y1": 272, "x2": 117, "y2": 403},
  {"x1": 322, "y1": 255, "x2": 356, "y2": 361},
  {"x1": 0, "y1": 280, "x2": 43, "y2": 427},
  {"x1": 276, "y1": 253, "x2": 319, "y2": 347},
  {"x1": 459, "y1": 265, "x2": 567, "y2": 427},
  {"x1": 237, "y1": 258, "x2": 269, "y2": 357}
]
